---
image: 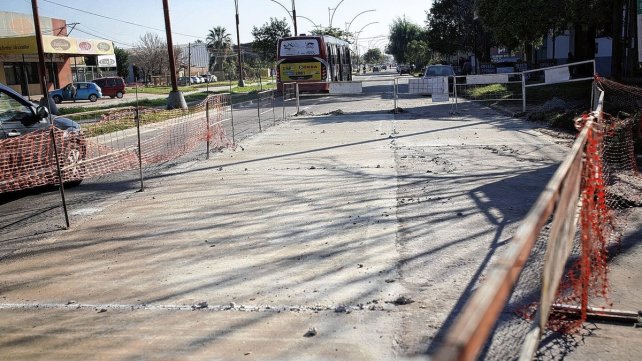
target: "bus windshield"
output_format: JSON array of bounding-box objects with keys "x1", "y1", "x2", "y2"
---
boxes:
[{"x1": 279, "y1": 39, "x2": 320, "y2": 57}]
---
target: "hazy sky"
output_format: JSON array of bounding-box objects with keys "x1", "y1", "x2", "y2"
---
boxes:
[{"x1": 3, "y1": 0, "x2": 431, "y2": 52}]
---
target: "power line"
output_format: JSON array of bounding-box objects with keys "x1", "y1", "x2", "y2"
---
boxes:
[
  {"x1": 41, "y1": 0, "x2": 205, "y2": 40},
  {"x1": 73, "y1": 26, "x2": 135, "y2": 48}
]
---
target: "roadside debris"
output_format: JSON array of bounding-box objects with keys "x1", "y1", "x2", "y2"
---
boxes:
[{"x1": 303, "y1": 327, "x2": 317, "y2": 337}]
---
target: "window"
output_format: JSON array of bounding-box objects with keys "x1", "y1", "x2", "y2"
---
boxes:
[
  {"x1": 106, "y1": 78, "x2": 115, "y2": 87},
  {"x1": 3, "y1": 62, "x2": 39, "y2": 85},
  {"x1": 0, "y1": 90, "x2": 33, "y2": 123},
  {"x1": 77, "y1": 83, "x2": 89, "y2": 90}
]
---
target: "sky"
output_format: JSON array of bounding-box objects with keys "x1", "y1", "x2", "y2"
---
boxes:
[{"x1": 2, "y1": 0, "x2": 431, "y2": 52}]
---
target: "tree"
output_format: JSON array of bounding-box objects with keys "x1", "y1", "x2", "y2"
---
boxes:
[
  {"x1": 310, "y1": 27, "x2": 351, "y2": 39},
  {"x1": 206, "y1": 26, "x2": 232, "y2": 72},
  {"x1": 405, "y1": 40, "x2": 431, "y2": 68},
  {"x1": 131, "y1": 33, "x2": 165, "y2": 83},
  {"x1": 386, "y1": 17, "x2": 423, "y2": 64},
  {"x1": 363, "y1": 48, "x2": 383, "y2": 64},
  {"x1": 476, "y1": 0, "x2": 555, "y2": 62},
  {"x1": 251, "y1": 18, "x2": 291, "y2": 63},
  {"x1": 426, "y1": 0, "x2": 475, "y2": 56},
  {"x1": 114, "y1": 46, "x2": 129, "y2": 78}
]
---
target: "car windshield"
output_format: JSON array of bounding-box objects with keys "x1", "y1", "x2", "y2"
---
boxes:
[
  {"x1": 425, "y1": 66, "x2": 453, "y2": 77},
  {"x1": 0, "y1": 90, "x2": 33, "y2": 122}
]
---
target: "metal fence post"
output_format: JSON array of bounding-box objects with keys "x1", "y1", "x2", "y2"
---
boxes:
[
  {"x1": 453, "y1": 75, "x2": 459, "y2": 112},
  {"x1": 295, "y1": 83, "x2": 300, "y2": 115},
  {"x1": 206, "y1": 99, "x2": 211, "y2": 159},
  {"x1": 394, "y1": 78, "x2": 398, "y2": 113},
  {"x1": 44, "y1": 77, "x2": 70, "y2": 229},
  {"x1": 229, "y1": 93, "x2": 236, "y2": 145},
  {"x1": 521, "y1": 73, "x2": 527, "y2": 113},
  {"x1": 283, "y1": 85, "x2": 287, "y2": 121},
  {"x1": 135, "y1": 84, "x2": 144, "y2": 192},
  {"x1": 257, "y1": 92, "x2": 262, "y2": 132},
  {"x1": 271, "y1": 90, "x2": 276, "y2": 126}
]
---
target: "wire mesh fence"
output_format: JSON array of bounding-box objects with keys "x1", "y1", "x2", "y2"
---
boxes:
[
  {"x1": 1, "y1": 89, "x2": 292, "y2": 218},
  {"x1": 434, "y1": 78, "x2": 642, "y2": 361}
]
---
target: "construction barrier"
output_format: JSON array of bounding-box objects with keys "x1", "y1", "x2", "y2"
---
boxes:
[{"x1": 433, "y1": 78, "x2": 641, "y2": 360}]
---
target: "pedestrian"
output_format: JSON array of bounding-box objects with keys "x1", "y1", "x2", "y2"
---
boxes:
[
  {"x1": 70, "y1": 83, "x2": 77, "y2": 102},
  {"x1": 462, "y1": 58, "x2": 472, "y2": 75}
]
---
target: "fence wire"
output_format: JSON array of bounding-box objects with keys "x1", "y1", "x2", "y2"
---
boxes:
[{"x1": 1, "y1": 90, "x2": 291, "y2": 195}]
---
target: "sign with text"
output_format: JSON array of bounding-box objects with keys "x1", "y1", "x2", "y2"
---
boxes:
[
  {"x1": 279, "y1": 39, "x2": 320, "y2": 57},
  {"x1": 0, "y1": 35, "x2": 114, "y2": 55},
  {"x1": 279, "y1": 62, "x2": 322, "y2": 81}
]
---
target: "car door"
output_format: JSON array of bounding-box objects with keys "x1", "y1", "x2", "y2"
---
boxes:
[
  {"x1": 61, "y1": 84, "x2": 72, "y2": 100},
  {"x1": 76, "y1": 83, "x2": 89, "y2": 99}
]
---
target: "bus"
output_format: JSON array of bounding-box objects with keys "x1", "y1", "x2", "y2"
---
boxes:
[{"x1": 276, "y1": 35, "x2": 353, "y2": 92}]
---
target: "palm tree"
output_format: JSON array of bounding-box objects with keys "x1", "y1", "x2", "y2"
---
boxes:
[{"x1": 206, "y1": 26, "x2": 232, "y2": 72}]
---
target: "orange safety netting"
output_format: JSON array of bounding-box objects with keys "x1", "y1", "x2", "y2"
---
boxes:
[{"x1": 0, "y1": 95, "x2": 233, "y2": 194}]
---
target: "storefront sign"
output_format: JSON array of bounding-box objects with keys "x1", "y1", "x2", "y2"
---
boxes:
[
  {"x1": 97, "y1": 54, "x2": 117, "y2": 68},
  {"x1": 0, "y1": 35, "x2": 114, "y2": 55}
]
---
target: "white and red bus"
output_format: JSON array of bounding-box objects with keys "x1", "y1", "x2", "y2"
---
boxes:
[{"x1": 276, "y1": 35, "x2": 353, "y2": 92}]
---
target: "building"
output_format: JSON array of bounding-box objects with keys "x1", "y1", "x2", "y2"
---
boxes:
[{"x1": 0, "y1": 11, "x2": 114, "y2": 98}]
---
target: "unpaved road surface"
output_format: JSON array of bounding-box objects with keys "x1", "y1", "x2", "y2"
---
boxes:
[{"x1": 1, "y1": 91, "x2": 640, "y2": 360}]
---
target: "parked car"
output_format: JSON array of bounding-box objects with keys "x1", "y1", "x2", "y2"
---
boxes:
[
  {"x1": 423, "y1": 65, "x2": 456, "y2": 95},
  {"x1": 493, "y1": 56, "x2": 521, "y2": 74},
  {"x1": 92, "y1": 77, "x2": 126, "y2": 99},
  {"x1": 190, "y1": 76, "x2": 200, "y2": 84},
  {"x1": 178, "y1": 76, "x2": 191, "y2": 86},
  {"x1": 0, "y1": 82, "x2": 85, "y2": 189},
  {"x1": 423, "y1": 64, "x2": 456, "y2": 78},
  {"x1": 373, "y1": 66, "x2": 380, "y2": 72},
  {"x1": 50, "y1": 82, "x2": 102, "y2": 103},
  {"x1": 398, "y1": 64, "x2": 412, "y2": 75},
  {"x1": 203, "y1": 74, "x2": 217, "y2": 82}
]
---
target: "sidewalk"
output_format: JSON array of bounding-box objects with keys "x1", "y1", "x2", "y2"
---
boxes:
[{"x1": 0, "y1": 97, "x2": 639, "y2": 360}]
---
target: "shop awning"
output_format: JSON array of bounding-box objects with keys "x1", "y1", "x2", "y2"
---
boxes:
[{"x1": 0, "y1": 35, "x2": 114, "y2": 55}]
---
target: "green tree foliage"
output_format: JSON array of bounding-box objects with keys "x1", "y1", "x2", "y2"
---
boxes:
[
  {"x1": 206, "y1": 26, "x2": 232, "y2": 72},
  {"x1": 114, "y1": 46, "x2": 129, "y2": 78},
  {"x1": 405, "y1": 40, "x2": 431, "y2": 68},
  {"x1": 363, "y1": 48, "x2": 383, "y2": 64},
  {"x1": 386, "y1": 17, "x2": 423, "y2": 64},
  {"x1": 426, "y1": 0, "x2": 474, "y2": 56},
  {"x1": 251, "y1": 18, "x2": 291, "y2": 63},
  {"x1": 476, "y1": 0, "x2": 555, "y2": 52},
  {"x1": 475, "y1": 0, "x2": 613, "y2": 61},
  {"x1": 310, "y1": 27, "x2": 351, "y2": 40}
]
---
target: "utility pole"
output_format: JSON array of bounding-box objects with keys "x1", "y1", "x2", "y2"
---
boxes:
[
  {"x1": 291, "y1": 0, "x2": 298, "y2": 36},
  {"x1": 30, "y1": 0, "x2": 47, "y2": 96},
  {"x1": 234, "y1": 0, "x2": 245, "y2": 87},
  {"x1": 188, "y1": 42, "x2": 191, "y2": 82},
  {"x1": 162, "y1": 0, "x2": 186, "y2": 109}
]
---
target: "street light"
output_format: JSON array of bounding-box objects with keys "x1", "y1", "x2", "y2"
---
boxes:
[
  {"x1": 353, "y1": 22, "x2": 379, "y2": 70},
  {"x1": 297, "y1": 15, "x2": 322, "y2": 30},
  {"x1": 266, "y1": 0, "x2": 298, "y2": 35},
  {"x1": 328, "y1": 0, "x2": 346, "y2": 28},
  {"x1": 345, "y1": 9, "x2": 375, "y2": 34}
]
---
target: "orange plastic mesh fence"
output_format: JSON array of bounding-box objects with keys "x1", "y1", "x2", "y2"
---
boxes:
[{"x1": 0, "y1": 94, "x2": 233, "y2": 194}]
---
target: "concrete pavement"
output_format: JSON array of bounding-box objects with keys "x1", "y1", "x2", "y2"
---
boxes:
[{"x1": 0, "y1": 95, "x2": 640, "y2": 360}]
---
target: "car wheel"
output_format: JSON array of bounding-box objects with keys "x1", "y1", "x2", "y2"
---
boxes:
[
  {"x1": 116, "y1": 91, "x2": 123, "y2": 99},
  {"x1": 89, "y1": 94, "x2": 98, "y2": 102},
  {"x1": 53, "y1": 95, "x2": 62, "y2": 104}
]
